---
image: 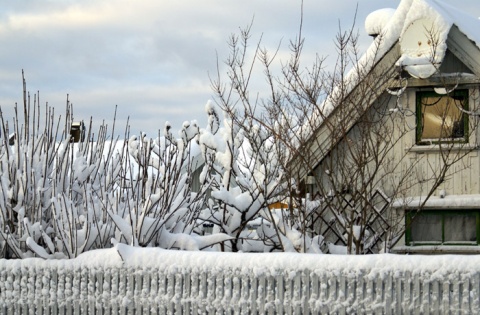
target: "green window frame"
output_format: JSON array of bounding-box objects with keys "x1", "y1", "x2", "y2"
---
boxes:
[
  {"x1": 416, "y1": 89, "x2": 469, "y2": 145},
  {"x1": 406, "y1": 210, "x2": 480, "y2": 246}
]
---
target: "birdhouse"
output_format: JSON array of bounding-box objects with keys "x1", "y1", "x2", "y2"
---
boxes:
[{"x1": 70, "y1": 121, "x2": 85, "y2": 143}]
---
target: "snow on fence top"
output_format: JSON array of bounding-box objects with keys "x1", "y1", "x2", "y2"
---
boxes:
[
  {"x1": 7, "y1": 244, "x2": 478, "y2": 280},
  {"x1": 117, "y1": 244, "x2": 480, "y2": 278}
]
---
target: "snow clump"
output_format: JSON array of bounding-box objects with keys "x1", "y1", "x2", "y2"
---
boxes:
[{"x1": 365, "y1": 8, "x2": 396, "y2": 37}]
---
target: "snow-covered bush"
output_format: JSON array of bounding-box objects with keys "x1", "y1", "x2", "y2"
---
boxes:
[
  {"x1": 0, "y1": 82, "x2": 126, "y2": 258},
  {"x1": 198, "y1": 102, "x2": 286, "y2": 252},
  {"x1": 113, "y1": 123, "x2": 231, "y2": 250},
  {"x1": 0, "y1": 75, "x2": 232, "y2": 259}
]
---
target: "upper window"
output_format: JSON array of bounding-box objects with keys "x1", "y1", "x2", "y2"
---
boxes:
[
  {"x1": 406, "y1": 210, "x2": 479, "y2": 246},
  {"x1": 416, "y1": 90, "x2": 468, "y2": 144}
]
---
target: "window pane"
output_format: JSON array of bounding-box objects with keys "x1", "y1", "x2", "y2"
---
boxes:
[
  {"x1": 421, "y1": 95, "x2": 464, "y2": 140},
  {"x1": 411, "y1": 214, "x2": 442, "y2": 243},
  {"x1": 444, "y1": 214, "x2": 477, "y2": 242}
]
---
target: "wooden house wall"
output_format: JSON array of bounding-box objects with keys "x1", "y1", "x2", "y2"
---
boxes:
[{"x1": 311, "y1": 68, "x2": 480, "y2": 200}]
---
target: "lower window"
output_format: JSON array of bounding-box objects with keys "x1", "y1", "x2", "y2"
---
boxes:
[{"x1": 406, "y1": 210, "x2": 480, "y2": 245}]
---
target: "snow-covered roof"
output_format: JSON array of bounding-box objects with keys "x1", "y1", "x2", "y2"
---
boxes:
[{"x1": 366, "y1": 0, "x2": 480, "y2": 79}]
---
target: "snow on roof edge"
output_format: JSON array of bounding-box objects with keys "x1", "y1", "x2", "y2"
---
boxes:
[{"x1": 430, "y1": 0, "x2": 480, "y2": 49}]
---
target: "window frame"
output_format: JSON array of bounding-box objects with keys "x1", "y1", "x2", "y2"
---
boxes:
[
  {"x1": 415, "y1": 89, "x2": 469, "y2": 145},
  {"x1": 405, "y1": 210, "x2": 480, "y2": 246}
]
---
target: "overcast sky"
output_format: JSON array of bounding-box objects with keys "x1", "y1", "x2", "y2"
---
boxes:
[{"x1": 0, "y1": 0, "x2": 479, "y2": 138}]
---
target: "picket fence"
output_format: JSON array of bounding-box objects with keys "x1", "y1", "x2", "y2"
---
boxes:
[{"x1": 0, "y1": 246, "x2": 478, "y2": 314}]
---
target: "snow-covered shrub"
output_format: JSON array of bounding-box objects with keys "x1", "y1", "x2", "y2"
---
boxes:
[
  {"x1": 0, "y1": 83, "x2": 127, "y2": 258},
  {"x1": 198, "y1": 102, "x2": 286, "y2": 252},
  {"x1": 112, "y1": 124, "x2": 231, "y2": 250},
  {"x1": 0, "y1": 77, "x2": 232, "y2": 259}
]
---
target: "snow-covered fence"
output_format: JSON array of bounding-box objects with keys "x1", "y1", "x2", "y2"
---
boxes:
[{"x1": 0, "y1": 245, "x2": 479, "y2": 314}]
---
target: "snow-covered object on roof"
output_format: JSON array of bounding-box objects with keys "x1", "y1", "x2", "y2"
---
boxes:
[
  {"x1": 365, "y1": 8, "x2": 396, "y2": 37},
  {"x1": 397, "y1": 1, "x2": 451, "y2": 78}
]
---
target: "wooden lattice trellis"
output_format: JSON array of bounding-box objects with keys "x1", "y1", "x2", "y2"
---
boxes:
[{"x1": 313, "y1": 189, "x2": 391, "y2": 254}]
